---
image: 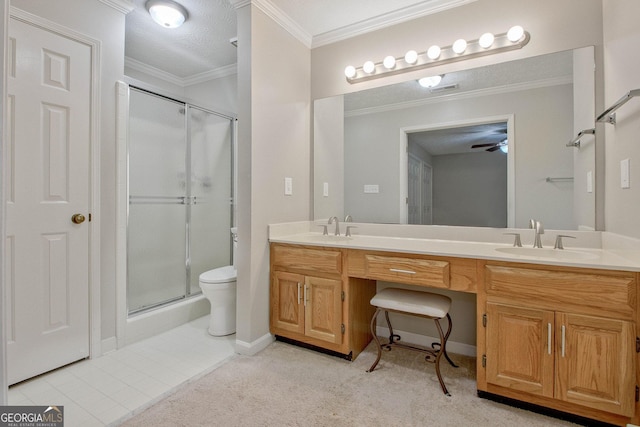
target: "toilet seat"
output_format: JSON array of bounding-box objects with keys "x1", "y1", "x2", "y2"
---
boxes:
[{"x1": 199, "y1": 265, "x2": 237, "y2": 284}]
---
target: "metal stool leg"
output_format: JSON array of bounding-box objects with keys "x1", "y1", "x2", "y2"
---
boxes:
[
  {"x1": 433, "y1": 318, "x2": 450, "y2": 396},
  {"x1": 367, "y1": 308, "x2": 382, "y2": 372},
  {"x1": 384, "y1": 310, "x2": 401, "y2": 344},
  {"x1": 431, "y1": 313, "x2": 458, "y2": 368}
]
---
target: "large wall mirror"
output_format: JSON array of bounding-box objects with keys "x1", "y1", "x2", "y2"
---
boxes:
[{"x1": 314, "y1": 47, "x2": 596, "y2": 230}]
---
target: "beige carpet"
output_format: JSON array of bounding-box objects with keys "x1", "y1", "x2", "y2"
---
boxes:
[{"x1": 119, "y1": 340, "x2": 578, "y2": 426}]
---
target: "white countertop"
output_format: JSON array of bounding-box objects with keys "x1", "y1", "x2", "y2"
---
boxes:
[{"x1": 268, "y1": 222, "x2": 640, "y2": 272}]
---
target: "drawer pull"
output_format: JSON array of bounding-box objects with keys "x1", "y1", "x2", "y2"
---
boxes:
[
  {"x1": 304, "y1": 285, "x2": 308, "y2": 307},
  {"x1": 561, "y1": 325, "x2": 566, "y2": 357},
  {"x1": 389, "y1": 268, "x2": 416, "y2": 275},
  {"x1": 297, "y1": 283, "x2": 301, "y2": 305},
  {"x1": 547, "y1": 323, "x2": 552, "y2": 355}
]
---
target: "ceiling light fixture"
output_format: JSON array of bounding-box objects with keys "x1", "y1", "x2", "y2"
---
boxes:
[
  {"x1": 418, "y1": 75, "x2": 443, "y2": 88},
  {"x1": 146, "y1": 0, "x2": 188, "y2": 29},
  {"x1": 344, "y1": 25, "x2": 530, "y2": 83}
]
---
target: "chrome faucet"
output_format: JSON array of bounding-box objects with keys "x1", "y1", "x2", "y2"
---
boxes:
[
  {"x1": 529, "y1": 219, "x2": 544, "y2": 248},
  {"x1": 328, "y1": 216, "x2": 340, "y2": 236},
  {"x1": 344, "y1": 215, "x2": 353, "y2": 222}
]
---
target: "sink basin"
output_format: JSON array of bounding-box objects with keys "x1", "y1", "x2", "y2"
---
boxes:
[{"x1": 495, "y1": 246, "x2": 598, "y2": 260}]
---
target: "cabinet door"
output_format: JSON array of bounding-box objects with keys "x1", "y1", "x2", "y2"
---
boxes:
[
  {"x1": 271, "y1": 271, "x2": 304, "y2": 335},
  {"x1": 556, "y1": 312, "x2": 635, "y2": 416},
  {"x1": 304, "y1": 276, "x2": 343, "y2": 345},
  {"x1": 486, "y1": 302, "x2": 554, "y2": 397}
]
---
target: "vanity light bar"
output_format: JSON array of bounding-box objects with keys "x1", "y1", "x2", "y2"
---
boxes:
[{"x1": 344, "y1": 26, "x2": 530, "y2": 84}]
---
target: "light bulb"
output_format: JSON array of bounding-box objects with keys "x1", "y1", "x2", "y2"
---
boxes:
[
  {"x1": 418, "y1": 75, "x2": 442, "y2": 88},
  {"x1": 383, "y1": 55, "x2": 396, "y2": 70},
  {"x1": 363, "y1": 61, "x2": 376, "y2": 74},
  {"x1": 507, "y1": 25, "x2": 525, "y2": 42},
  {"x1": 344, "y1": 65, "x2": 356, "y2": 79},
  {"x1": 404, "y1": 50, "x2": 418, "y2": 65},
  {"x1": 452, "y1": 39, "x2": 467, "y2": 54},
  {"x1": 479, "y1": 32, "x2": 495, "y2": 48},
  {"x1": 426, "y1": 45, "x2": 441, "y2": 60}
]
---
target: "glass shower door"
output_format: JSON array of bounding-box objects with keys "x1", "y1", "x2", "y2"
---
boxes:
[
  {"x1": 128, "y1": 89, "x2": 187, "y2": 312},
  {"x1": 188, "y1": 107, "x2": 233, "y2": 294}
]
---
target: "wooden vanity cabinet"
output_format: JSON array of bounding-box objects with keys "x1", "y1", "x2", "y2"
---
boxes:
[
  {"x1": 271, "y1": 271, "x2": 342, "y2": 345},
  {"x1": 483, "y1": 263, "x2": 637, "y2": 421},
  {"x1": 269, "y1": 243, "x2": 376, "y2": 359}
]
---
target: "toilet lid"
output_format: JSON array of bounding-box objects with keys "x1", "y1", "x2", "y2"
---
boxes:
[{"x1": 200, "y1": 265, "x2": 237, "y2": 284}]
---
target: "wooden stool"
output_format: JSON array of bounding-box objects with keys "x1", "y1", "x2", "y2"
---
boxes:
[{"x1": 366, "y1": 288, "x2": 458, "y2": 396}]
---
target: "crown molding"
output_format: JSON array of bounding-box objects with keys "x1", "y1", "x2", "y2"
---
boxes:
[
  {"x1": 125, "y1": 57, "x2": 237, "y2": 87},
  {"x1": 345, "y1": 76, "x2": 572, "y2": 118},
  {"x1": 97, "y1": 0, "x2": 134, "y2": 14},
  {"x1": 313, "y1": 0, "x2": 477, "y2": 48},
  {"x1": 183, "y1": 64, "x2": 238, "y2": 86},
  {"x1": 252, "y1": 0, "x2": 312, "y2": 48},
  {"x1": 230, "y1": 0, "x2": 312, "y2": 48},
  {"x1": 231, "y1": 0, "x2": 476, "y2": 50}
]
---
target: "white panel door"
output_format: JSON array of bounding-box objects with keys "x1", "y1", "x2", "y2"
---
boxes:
[
  {"x1": 407, "y1": 154, "x2": 420, "y2": 224},
  {"x1": 6, "y1": 18, "x2": 91, "y2": 385}
]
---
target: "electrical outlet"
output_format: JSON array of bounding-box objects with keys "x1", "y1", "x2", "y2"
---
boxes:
[
  {"x1": 323, "y1": 182, "x2": 329, "y2": 197},
  {"x1": 587, "y1": 171, "x2": 593, "y2": 193},
  {"x1": 364, "y1": 184, "x2": 379, "y2": 194}
]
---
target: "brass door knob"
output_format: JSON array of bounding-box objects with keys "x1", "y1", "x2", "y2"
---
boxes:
[{"x1": 71, "y1": 213, "x2": 86, "y2": 224}]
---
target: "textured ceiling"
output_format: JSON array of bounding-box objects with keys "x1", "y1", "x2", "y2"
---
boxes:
[
  {"x1": 124, "y1": 0, "x2": 470, "y2": 80},
  {"x1": 125, "y1": 0, "x2": 238, "y2": 78}
]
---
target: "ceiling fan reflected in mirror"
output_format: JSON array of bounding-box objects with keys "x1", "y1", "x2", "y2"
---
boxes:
[{"x1": 471, "y1": 138, "x2": 508, "y2": 153}]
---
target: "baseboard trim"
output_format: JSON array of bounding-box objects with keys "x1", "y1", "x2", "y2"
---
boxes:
[
  {"x1": 101, "y1": 336, "x2": 118, "y2": 355},
  {"x1": 235, "y1": 332, "x2": 275, "y2": 356},
  {"x1": 478, "y1": 390, "x2": 619, "y2": 427},
  {"x1": 376, "y1": 326, "x2": 476, "y2": 357}
]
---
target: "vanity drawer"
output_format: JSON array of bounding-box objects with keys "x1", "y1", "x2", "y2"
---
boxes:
[
  {"x1": 485, "y1": 264, "x2": 637, "y2": 319},
  {"x1": 271, "y1": 244, "x2": 342, "y2": 276},
  {"x1": 363, "y1": 254, "x2": 450, "y2": 288}
]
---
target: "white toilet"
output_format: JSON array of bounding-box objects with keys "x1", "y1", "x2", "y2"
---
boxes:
[{"x1": 199, "y1": 228, "x2": 237, "y2": 336}]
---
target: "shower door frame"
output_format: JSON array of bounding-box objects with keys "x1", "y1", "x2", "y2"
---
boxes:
[{"x1": 114, "y1": 79, "x2": 236, "y2": 347}]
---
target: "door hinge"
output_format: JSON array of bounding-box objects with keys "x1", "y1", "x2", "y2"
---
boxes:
[
  {"x1": 482, "y1": 354, "x2": 486, "y2": 368},
  {"x1": 636, "y1": 385, "x2": 639, "y2": 402},
  {"x1": 341, "y1": 324, "x2": 345, "y2": 334},
  {"x1": 482, "y1": 313, "x2": 487, "y2": 327},
  {"x1": 341, "y1": 291, "x2": 345, "y2": 301},
  {"x1": 636, "y1": 337, "x2": 640, "y2": 353}
]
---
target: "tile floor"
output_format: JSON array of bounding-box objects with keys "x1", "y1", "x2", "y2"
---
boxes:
[{"x1": 8, "y1": 315, "x2": 236, "y2": 426}]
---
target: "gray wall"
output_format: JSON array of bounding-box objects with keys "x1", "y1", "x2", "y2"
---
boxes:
[
  {"x1": 432, "y1": 152, "x2": 507, "y2": 227},
  {"x1": 344, "y1": 84, "x2": 574, "y2": 228},
  {"x1": 235, "y1": 4, "x2": 311, "y2": 351},
  {"x1": 603, "y1": 0, "x2": 640, "y2": 238}
]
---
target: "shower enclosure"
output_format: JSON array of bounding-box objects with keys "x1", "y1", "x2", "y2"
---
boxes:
[{"x1": 127, "y1": 87, "x2": 234, "y2": 314}]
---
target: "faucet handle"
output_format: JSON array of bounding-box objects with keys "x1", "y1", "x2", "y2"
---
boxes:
[
  {"x1": 318, "y1": 224, "x2": 328, "y2": 235},
  {"x1": 554, "y1": 234, "x2": 575, "y2": 250},
  {"x1": 503, "y1": 232, "x2": 522, "y2": 247},
  {"x1": 345, "y1": 225, "x2": 357, "y2": 237}
]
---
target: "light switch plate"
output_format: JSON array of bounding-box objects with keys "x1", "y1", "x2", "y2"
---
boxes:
[
  {"x1": 284, "y1": 177, "x2": 293, "y2": 195},
  {"x1": 323, "y1": 182, "x2": 329, "y2": 197},
  {"x1": 587, "y1": 171, "x2": 593, "y2": 193},
  {"x1": 621, "y1": 159, "x2": 630, "y2": 189}
]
